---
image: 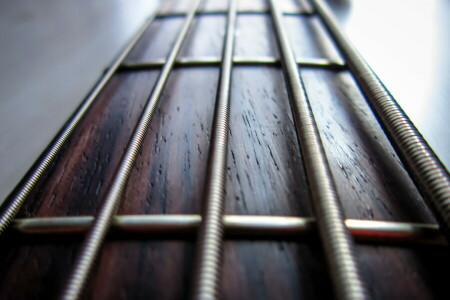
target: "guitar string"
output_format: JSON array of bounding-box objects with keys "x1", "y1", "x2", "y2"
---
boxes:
[
  {"x1": 60, "y1": 0, "x2": 203, "y2": 299},
  {"x1": 0, "y1": 3, "x2": 163, "y2": 236},
  {"x1": 269, "y1": 0, "x2": 368, "y2": 299},
  {"x1": 191, "y1": 0, "x2": 236, "y2": 299},
  {"x1": 310, "y1": 0, "x2": 450, "y2": 241}
]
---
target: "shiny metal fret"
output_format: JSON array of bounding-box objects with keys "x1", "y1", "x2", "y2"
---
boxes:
[
  {"x1": 11, "y1": 215, "x2": 446, "y2": 246},
  {"x1": 269, "y1": 0, "x2": 368, "y2": 299},
  {"x1": 310, "y1": 0, "x2": 450, "y2": 241},
  {"x1": 156, "y1": 8, "x2": 312, "y2": 18},
  {"x1": 119, "y1": 56, "x2": 345, "y2": 70},
  {"x1": 192, "y1": 0, "x2": 236, "y2": 299},
  {"x1": 61, "y1": 1, "x2": 202, "y2": 299}
]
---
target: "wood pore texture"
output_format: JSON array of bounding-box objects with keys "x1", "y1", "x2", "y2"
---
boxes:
[{"x1": 0, "y1": 0, "x2": 448, "y2": 299}]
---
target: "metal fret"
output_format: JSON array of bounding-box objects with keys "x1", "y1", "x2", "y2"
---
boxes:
[
  {"x1": 155, "y1": 9, "x2": 313, "y2": 18},
  {"x1": 9, "y1": 215, "x2": 445, "y2": 246},
  {"x1": 61, "y1": 1, "x2": 202, "y2": 299},
  {"x1": 0, "y1": 5, "x2": 161, "y2": 236},
  {"x1": 310, "y1": 0, "x2": 450, "y2": 242},
  {"x1": 269, "y1": 0, "x2": 368, "y2": 299},
  {"x1": 192, "y1": 0, "x2": 236, "y2": 298},
  {"x1": 119, "y1": 56, "x2": 345, "y2": 70}
]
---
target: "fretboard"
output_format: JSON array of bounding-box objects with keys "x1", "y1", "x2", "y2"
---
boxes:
[{"x1": 1, "y1": 0, "x2": 449, "y2": 299}]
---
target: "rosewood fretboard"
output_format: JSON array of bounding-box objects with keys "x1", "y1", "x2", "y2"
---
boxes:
[{"x1": 1, "y1": 0, "x2": 449, "y2": 299}]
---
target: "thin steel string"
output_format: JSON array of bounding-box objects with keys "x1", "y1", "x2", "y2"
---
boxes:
[
  {"x1": 0, "y1": 5, "x2": 163, "y2": 235},
  {"x1": 268, "y1": 0, "x2": 368, "y2": 299},
  {"x1": 310, "y1": 0, "x2": 450, "y2": 240},
  {"x1": 191, "y1": 0, "x2": 236, "y2": 299},
  {"x1": 60, "y1": 1, "x2": 202, "y2": 299},
  {"x1": 11, "y1": 215, "x2": 446, "y2": 246}
]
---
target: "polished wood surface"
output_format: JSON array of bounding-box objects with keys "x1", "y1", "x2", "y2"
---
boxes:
[{"x1": 1, "y1": 0, "x2": 448, "y2": 299}]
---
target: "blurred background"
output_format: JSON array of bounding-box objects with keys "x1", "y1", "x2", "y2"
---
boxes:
[{"x1": 0, "y1": 0, "x2": 448, "y2": 203}]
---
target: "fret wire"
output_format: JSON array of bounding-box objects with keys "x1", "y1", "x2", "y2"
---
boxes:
[
  {"x1": 119, "y1": 57, "x2": 346, "y2": 70},
  {"x1": 156, "y1": 9, "x2": 313, "y2": 19},
  {"x1": 311, "y1": 0, "x2": 450, "y2": 242},
  {"x1": 191, "y1": 0, "x2": 236, "y2": 299},
  {"x1": 0, "y1": 5, "x2": 163, "y2": 236},
  {"x1": 10, "y1": 215, "x2": 446, "y2": 246},
  {"x1": 268, "y1": 0, "x2": 368, "y2": 299},
  {"x1": 60, "y1": 1, "x2": 203, "y2": 299}
]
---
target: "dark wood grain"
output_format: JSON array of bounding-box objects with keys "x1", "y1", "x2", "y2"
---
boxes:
[
  {"x1": 225, "y1": 66, "x2": 312, "y2": 216},
  {"x1": 1, "y1": 239, "x2": 447, "y2": 300},
  {"x1": 127, "y1": 15, "x2": 226, "y2": 63},
  {"x1": 118, "y1": 67, "x2": 219, "y2": 215},
  {"x1": 300, "y1": 68, "x2": 435, "y2": 223},
  {"x1": 178, "y1": 15, "x2": 226, "y2": 58},
  {"x1": 0, "y1": 242, "x2": 77, "y2": 300},
  {"x1": 17, "y1": 71, "x2": 160, "y2": 217},
  {"x1": 356, "y1": 245, "x2": 450, "y2": 300},
  {"x1": 222, "y1": 241, "x2": 333, "y2": 300},
  {"x1": 125, "y1": 17, "x2": 185, "y2": 63},
  {"x1": 235, "y1": 15, "x2": 280, "y2": 58},
  {"x1": 284, "y1": 15, "x2": 343, "y2": 60},
  {"x1": 84, "y1": 241, "x2": 195, "y2": 300}
]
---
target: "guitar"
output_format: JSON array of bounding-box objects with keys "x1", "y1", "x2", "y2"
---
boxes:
[{"x1": 1, "y1": 0, "x2": 449, "y2": 299}]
